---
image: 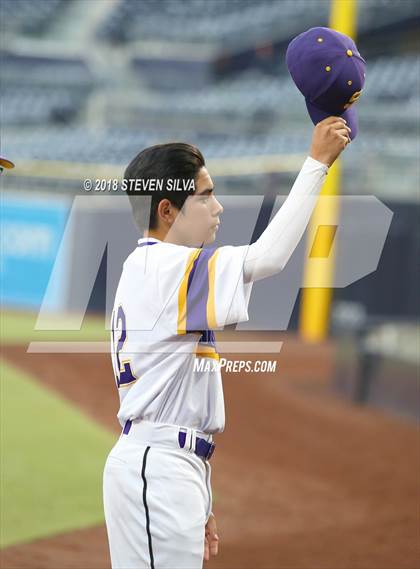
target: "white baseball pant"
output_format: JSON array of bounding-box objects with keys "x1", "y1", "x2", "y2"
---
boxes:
[{"x1": 103, "y1": 420, "x2": 213, "y2": 569}]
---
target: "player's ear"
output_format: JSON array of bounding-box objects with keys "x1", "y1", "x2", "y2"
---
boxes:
[{"x1": 157, "y1": 199, "x2": 179, "y2": 226}]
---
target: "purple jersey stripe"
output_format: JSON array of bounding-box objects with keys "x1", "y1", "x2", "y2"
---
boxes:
[
  {"x1": 123, "y1": 419, "x2": 132, "y2": 434},
  {"x1": 185, "y1": 248, "x2": 216, "y2": 332},
  {"x1": 138, "y1": 241, "x2": 159, "y2": 248}
]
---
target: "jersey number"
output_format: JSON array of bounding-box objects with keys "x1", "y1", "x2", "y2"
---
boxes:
[{"x1": 112, "y1": 305, "x2": 137, "y2": 388}]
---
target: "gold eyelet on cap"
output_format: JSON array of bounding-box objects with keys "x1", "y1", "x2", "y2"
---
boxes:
[
  {"x1": 325, "y1": 66, "x2": 331, "y2": 72},
  {"x1": 346, "y1": 49, "x2": 353, "y2": 56},
  {"x1": 317, "y1": 37, "x2": 323, "y2": 42},
  {"x1": 347, "y1": 80, "x2": 353, "y2": 85}
]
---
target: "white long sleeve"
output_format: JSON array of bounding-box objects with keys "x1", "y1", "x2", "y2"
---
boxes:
[{"x1": 243, "y1": 156, "x2": 328, "y2": 283}]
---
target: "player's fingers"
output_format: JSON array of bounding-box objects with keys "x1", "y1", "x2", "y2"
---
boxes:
[
  {"x1": 319, "y1": 116, "x2": 347, "y2": 125},
  {"x1": 338, "y1": 133, "x2": 350, "y2": 146},
  {"x1": 204, "y1": 537, "x2": 210, "y2": 561},
  {"x1": 206, "y1": 519, "x2": 219, "y2": 557},
  {"x1": 329, "y1": 122, "x2": 351, "y2": 133},
  {"x1": 336, "y1": 128, "x2": 351, "y2": 138},
  {"x1": 210, "y1": 535, "x2": 219, "y2": 556},
  {"x1": 206, "y1": 513, "x2": 218, "y2": 537}
]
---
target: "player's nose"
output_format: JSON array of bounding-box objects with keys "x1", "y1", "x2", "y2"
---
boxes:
[{"x1": 213, "y1": 197, "x2": 223, "y2": 215}]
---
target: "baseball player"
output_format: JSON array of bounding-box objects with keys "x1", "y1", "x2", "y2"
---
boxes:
[{"x1": 103, "y1": 28, "x2": 364, "y2": 569}]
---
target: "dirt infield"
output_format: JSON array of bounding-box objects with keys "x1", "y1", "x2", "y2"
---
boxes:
[{"x1": 1, "y1": 333, "x2": 419, "y2": 569}]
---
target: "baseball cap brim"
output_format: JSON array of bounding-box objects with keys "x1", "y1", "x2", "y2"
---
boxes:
[
  {"x1": 0, "y1": 156, "x2": 15, "y2": 169},
  {"x1": 306, "y1": 100, "x2": 358, "y2": 140}
]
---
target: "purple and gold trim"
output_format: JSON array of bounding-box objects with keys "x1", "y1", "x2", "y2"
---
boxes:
[
  {"x1": 177, "y1": 248, "x2": 219, "y2": 334},
  {"x1": 195, "y1": 329, "x2": 219, "y2": 360},
  {"x1": 194, "y1": 344, "x2": 220, "y2": 361},
  {"x1": 177, "y1": 249, "x2": 201, "y2": 334}
]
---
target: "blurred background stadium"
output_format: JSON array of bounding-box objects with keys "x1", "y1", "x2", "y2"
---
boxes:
[{"x1": 1, "y1": 1, "x2": 419, "y2": 568}]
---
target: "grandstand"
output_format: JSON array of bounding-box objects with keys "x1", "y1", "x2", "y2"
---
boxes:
[
  {"x1": 1, "y1": 1, "x2": 418, "y2": 193},
  {"x1": 96, "y1": 0, "x2": 419, "y2": 47},
  {"x1": 0, "y1": 0, "x2": 67, "y2": 36}
]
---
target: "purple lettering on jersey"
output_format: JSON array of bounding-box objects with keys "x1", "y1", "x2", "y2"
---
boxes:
[
  {"x1": 186, "y1": 248, "x2": 216, "y2": 332},
  {"x1": 114, "y1": 305, "x2": 138, "y2": 388}
]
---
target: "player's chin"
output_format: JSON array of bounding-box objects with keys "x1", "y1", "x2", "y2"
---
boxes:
[{"x1": 203, "y1": 230, "x2": 217, "y2": 245}]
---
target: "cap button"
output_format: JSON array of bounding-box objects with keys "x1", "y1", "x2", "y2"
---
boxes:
[
  {"x1": 325, "y1": 66, "x2": 331, "y2": 72},
  {"x1": 346, "y1": 49, "x2": 353, "y2": 57},
  {"x1": 317, "y1": 37, "x2": 323, "y2": 43}
]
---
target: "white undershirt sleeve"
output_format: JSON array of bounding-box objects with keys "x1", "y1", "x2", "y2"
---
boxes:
[{"x1": 243, "y1": 156, "x2": 328, "y2": 283}]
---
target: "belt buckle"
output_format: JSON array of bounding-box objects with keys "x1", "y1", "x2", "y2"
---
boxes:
[{"x1": 205, "y1": 441, "x2": 216, "y2": 461}]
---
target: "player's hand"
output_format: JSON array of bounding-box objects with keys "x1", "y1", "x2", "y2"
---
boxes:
[
  {"x1": 204, "y1": 513, "x2": 219, "y2": 561},
  {"x1": 309, "y1": 116, "x2": 352, "y2": 167}
]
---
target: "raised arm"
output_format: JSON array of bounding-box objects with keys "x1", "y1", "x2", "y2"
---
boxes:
[{"x1": 243, "y1": 116, "x2": 351, "y2": 283}]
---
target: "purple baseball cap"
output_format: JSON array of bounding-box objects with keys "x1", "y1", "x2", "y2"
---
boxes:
[
  {"x1": 286, "y1": 27, "x2": 366, "y2": 139},
  {"x1": 0, "y1": 155, "x2": 15, "y2": 169}
]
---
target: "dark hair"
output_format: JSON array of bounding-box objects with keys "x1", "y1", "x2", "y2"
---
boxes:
[{"x1": 125, "y1": 142, "x2": 205, "y2": 232}]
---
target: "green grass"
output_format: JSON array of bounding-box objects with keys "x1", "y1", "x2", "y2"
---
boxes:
[
  {"x1": 0, "y1": 358, "x2": 115, "y2": 548},
  {"x1": 0, "y1": 310, "x2": 108, "y2": 344}
]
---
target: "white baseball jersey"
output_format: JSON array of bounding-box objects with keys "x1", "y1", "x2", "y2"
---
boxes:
[{"x1": 110, "y1": 237, "x2": 252, "y2": 434}]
